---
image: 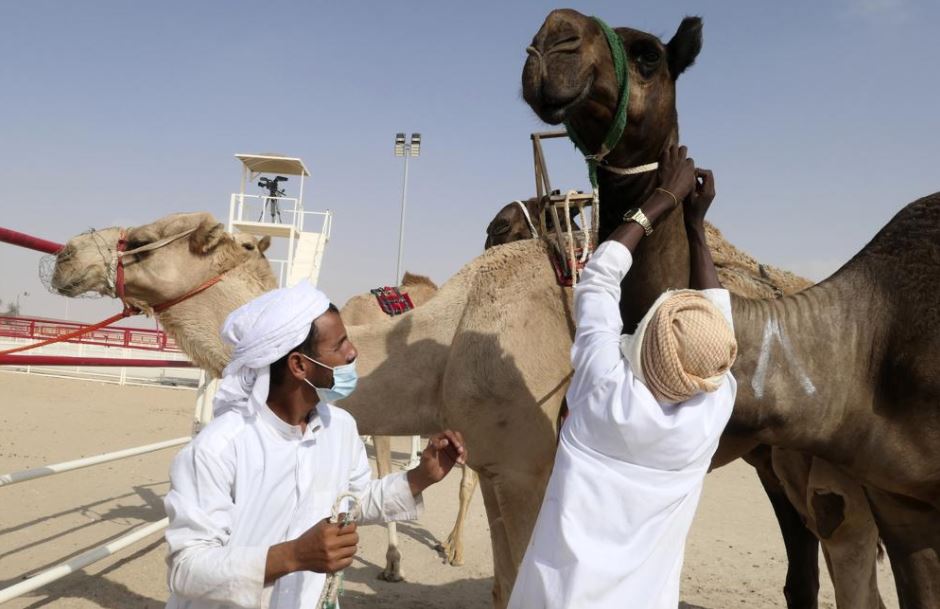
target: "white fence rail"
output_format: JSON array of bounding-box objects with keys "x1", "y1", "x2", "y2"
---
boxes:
[
  {"x1": 0, "y1": 519, "x2": 170, "y2": 604},
  {"x1": 0, "y1": 436, "x2": 190, "y2": 487}
]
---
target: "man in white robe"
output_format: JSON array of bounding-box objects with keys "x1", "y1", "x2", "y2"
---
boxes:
[
  {"x1": 509, "y1": 148, "x2": 738, "y2": 609},
  {"x1": 164, "y1": 280, "x2": 465, "y2": 609}
]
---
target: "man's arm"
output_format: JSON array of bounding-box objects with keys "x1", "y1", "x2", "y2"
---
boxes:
[
  {"x1": 605, "y1": 145, "x2": 696, "y2": 254},
  {"x1": 570, "y1": 146, "x2": 698, "y2": 385},
  {"x1": 686, "y1": 169, "x2": 721, "y2": 290}
]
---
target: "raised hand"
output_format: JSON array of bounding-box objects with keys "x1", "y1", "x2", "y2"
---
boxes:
[
  {"x1": 657, "y1": 145, "x2": 696, "y2": 203},
  {"x1": 407, "y1": 430, "x2": 467, "y2": 494},
  {"x1": 685, "y1": 168, "x2": 715, "y2": 227}
]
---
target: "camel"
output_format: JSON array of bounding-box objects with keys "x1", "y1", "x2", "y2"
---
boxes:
[
  {"x1": 53, "y1": 214, "x2": 571, "y2": 607},
  {"x1": 340, "y1": 273, "x2": 481, "y2": 577},
  {"x1": 522, "y1": 9, "x2": 939, "y2": 607},
  {"x1": 52, "y1": 188, "x2": 937, "y2": 608}
]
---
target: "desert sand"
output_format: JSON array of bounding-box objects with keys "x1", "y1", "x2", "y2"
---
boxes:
[{"x1": 0, "y1": 371, "x2": 899, "y2": 608}]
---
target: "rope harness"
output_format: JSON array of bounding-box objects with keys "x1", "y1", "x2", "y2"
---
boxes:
[
  {"x1": 512, "y1": 200, "x2": 539, "y2": 238},
  {"x1": 0, "y1": 227, "x2": 228, "y2": 356},
  {"x1": 316, "y1": 493, "x2": 362, "y2": 609},
  {"x1": 542, "y1": 191, "x2": 598, "y2": 287}
]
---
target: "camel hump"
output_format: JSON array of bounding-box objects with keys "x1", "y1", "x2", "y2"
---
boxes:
[
  {"x1": 704, "y1": 222, "x2": 813, "y2": 297},
  {"x1": 401, "y1": 272, "x2": 438, "y2": 290}
]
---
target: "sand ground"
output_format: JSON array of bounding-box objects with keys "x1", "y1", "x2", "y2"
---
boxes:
[{"x1": 0, "y1": 372, "x2": 899, "y2": 608}]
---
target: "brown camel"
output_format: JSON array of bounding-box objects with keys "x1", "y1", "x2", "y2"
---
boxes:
[
  {"x1": 486, "y1": 194, "x2": 884, "y2": 607},
  {"x1": 340, "y1": 273, "x2": 480, "y2": 577},
  {"x1": 523, "y1": 9, "x2": 938, "y2": 607}
]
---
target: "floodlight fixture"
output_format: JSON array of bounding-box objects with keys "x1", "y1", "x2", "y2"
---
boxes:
[
  {"x1": 410, "y1": 133, "x2": 421, "y2": 157},
  {"x1": 395, "y1": 132, "x2": 406, "y2": 157}
]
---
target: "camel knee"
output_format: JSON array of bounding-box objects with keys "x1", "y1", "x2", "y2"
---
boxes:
[{"x1": 810, "y1": 490, "x2": 846, "y2": 540}]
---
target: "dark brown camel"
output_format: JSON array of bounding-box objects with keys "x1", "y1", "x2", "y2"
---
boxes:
[
  {"x1": 484, "y1": 197, "x2": 585, "y2": 250},
  {"x1": 523, "y1": 10, "x2": 938, "y2": 608}
]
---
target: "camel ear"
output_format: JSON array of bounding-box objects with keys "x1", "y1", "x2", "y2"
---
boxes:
[
  {"x1": 666, "y1": 16, "x2": 703, "y2": 80},
  {"x1": 257, "y1": 236, "x2": 271, "y2": 253},
  {"x1": 189, "y1": 220, "x2": 226, "y2": 255}
]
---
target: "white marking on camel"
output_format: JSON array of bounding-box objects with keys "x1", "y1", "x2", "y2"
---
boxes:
[{"x1": 752, "y1": 317, "x2": 816, "y2": 399}]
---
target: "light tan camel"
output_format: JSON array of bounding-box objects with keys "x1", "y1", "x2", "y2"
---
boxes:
[
  {"x1": 53, "y1": 215, "x2": 568, "y2": 606},
  {"x1": 523, "y1": 9, "x2": 937, "y2": 607},
  {"x1": 341, "y1": 273, "x2": 480, "y2": 578}
]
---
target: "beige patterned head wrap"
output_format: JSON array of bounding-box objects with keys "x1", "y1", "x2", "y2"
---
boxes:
[{"x1": 621, "y1": 290, "x2": 737, "y2": 405}]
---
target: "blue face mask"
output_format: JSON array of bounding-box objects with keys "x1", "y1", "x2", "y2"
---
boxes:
[{"x1": 301, "y1": 353, "x2": 358, "y2": 402}]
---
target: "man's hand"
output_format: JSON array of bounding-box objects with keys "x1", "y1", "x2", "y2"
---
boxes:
[
  {"x1": 407, "y1": 430, "x2": 467, "y2": 496},
  {"x1": 291, "y1": 517, "x2": 359, "y2": 573},
  {"x1": 657, "y1": 145, "x2": 696, "y2": 203},
  {"x1": 685, "y1": 168, "x2": 715, "y2": 228}
]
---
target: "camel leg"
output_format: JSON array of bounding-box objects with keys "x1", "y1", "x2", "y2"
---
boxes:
[
  {"x1": 436, "y1": 463, "x2": 479, "y2": 566},
  {"x1": 478, "y1": 474, "x2": 514, "y2": 609},
  {"x1": 372, "y1": 435, "x2": 405, "y2": 582},
  {"x1": 748, "y1": 445, "x2": 820, "y2": 609},
  {"x1": 864, "y1": 487, "x2": 940, "y2": 609},
  {"x1": 806, "y1": 458, "x2": 885, "y2": 609}
]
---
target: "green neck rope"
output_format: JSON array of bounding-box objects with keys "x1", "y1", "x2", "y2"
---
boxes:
[{"x1": 563, "y1": 16, "x2": 630, "y2": 196}]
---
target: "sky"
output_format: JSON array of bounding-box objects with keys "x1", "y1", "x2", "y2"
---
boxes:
[{"x1": 1, "y1": 0, "x2": 937, "y2": 324}]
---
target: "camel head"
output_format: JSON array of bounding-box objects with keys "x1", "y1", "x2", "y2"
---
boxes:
[
  {"x1": 485, "y1": 198, "x2": 541, "y2": 249},
  {"x1": 51, "y1": 212, "x2": 272, "y2": 311},
  {"x1": 484, "y1": 197, "x2": 586, "y2": 250},
  {"x1": 522, "y1": 10, "x2": 702, "y2": 167}
]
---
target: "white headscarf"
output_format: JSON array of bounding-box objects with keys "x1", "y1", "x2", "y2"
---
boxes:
[{"x1": 213, "y1": 280, "x2": 331, "y2": 416}]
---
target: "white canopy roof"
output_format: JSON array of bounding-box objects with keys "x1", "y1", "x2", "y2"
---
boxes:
[{"x1": 235, "y1": 154, "x2": 309, "y2": 177}]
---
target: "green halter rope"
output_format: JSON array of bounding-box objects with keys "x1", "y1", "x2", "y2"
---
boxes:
[{"x1": 563, "y1": 16, "x2": 630, "y2": 199}]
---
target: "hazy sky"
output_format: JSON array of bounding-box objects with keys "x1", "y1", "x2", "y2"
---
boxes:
[{"x1": 1, "y1": 0, "x2": 937, "y2": 324}]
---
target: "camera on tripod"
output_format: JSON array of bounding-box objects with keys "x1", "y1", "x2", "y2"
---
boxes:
[
  {"x1": 258, "y1": 175, "x2": 288, "y2": 198},
  {"x1": 257, "y1": 176, "x2": 289, "y2": 223}
]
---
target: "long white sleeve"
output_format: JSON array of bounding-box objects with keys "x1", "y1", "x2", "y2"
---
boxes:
[
  {"x1": 164, "y1": 443, "x2": 268, "y2": 609},
  {"x1": 569, "y1": 241, "x2": 634, "y2": 398},
  {"x1": 347, "y1": 431, "x2": 423, "y2": 524}
]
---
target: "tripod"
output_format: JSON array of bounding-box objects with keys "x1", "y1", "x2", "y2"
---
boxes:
[{"x1": 258, "y1": 176, "x2": 288, "y2": 223}]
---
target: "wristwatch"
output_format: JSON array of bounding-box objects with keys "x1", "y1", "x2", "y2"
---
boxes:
[{"x1": 622, "y1": 208, "x2": 653, "y2": 236}]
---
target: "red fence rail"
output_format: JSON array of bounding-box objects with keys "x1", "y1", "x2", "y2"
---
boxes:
[
  {"x1": 0, "y1": 316, "x2": 182, "y2": 353},
  {"x1": 0, "y1": 227, "x2": 63, "y2": 254},
  {"x1": 0, "y1": 355, "x2": 193, "y2": 367}
]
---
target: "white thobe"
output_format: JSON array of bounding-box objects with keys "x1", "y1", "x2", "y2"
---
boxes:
[
  {"x1": 508, "y1": 241, "x2": 736, "y2": 609},
  {"x1": 164, "y1": 401, "x2": 422, "y2": 609}
]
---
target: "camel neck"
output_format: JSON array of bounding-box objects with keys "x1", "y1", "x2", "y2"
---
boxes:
[
  {"x1": 723, "y1": 269, "x2": 885, "y2": 463},
  {"x1": 596, "y1": 165, "x2": 689, "y2": 331}
]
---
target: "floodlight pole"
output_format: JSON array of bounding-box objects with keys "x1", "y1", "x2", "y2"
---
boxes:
[
  {"x1": 395, "y1": 153, "x2": 410, "y2": 287},
  {"x1": 394, "y1": 132, "x2": 422, "y2": 469}
]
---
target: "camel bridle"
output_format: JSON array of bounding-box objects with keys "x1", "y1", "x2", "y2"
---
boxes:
[{"x1": 558, "y1": 17, "x2": 660, "y2": 203}]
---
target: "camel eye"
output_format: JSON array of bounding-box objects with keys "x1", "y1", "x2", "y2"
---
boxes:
[{"x1": 631, "y1": 41, "x2": 662, "y2": 78}]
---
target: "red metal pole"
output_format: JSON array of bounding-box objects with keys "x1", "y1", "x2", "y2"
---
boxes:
[
  {"x1": 0, "y1": 227, "x2": 64, "y2": 254},
  {"x1": 0, "y1": 355, "x2": 194, "y2": 367}
]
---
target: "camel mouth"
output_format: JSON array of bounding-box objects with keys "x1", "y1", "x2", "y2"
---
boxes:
[
  {"x1": 532, "y1": 76, "x2": 593, "y2": 125},
  {"x1": 49, "y1": 263, "x2": 103, "y2": 297}
]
